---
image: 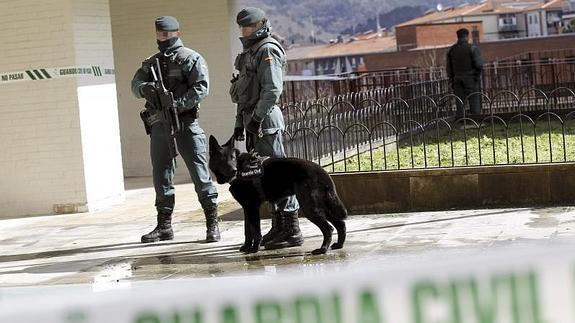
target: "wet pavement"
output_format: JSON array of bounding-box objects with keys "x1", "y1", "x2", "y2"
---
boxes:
[{"x1": 1, "y1": 177, "x2": 575, "y2": 289}]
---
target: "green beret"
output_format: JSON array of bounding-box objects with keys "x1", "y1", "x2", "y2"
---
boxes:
[
  {"x1": 236, "y1": 7, "x2": 265, "y2": 27},
  {"x1": 155, "y1": 16, "x2": 179, "y2": 32}
]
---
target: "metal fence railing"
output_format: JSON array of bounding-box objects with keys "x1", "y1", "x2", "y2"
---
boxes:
[
  {"x1": 281, "y1": 55, "x2": 575, "y2": 107},
  {"x1": 282, "y1": 87, "x2": 575, "y2": 173},
  {"x1": 482, "y1": 57, "x2": 575, "y2": 100}
]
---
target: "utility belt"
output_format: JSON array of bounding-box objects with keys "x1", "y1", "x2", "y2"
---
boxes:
[
  {"x1": 179, "y1": 106, "x2": 199, "y2": 120},
  {"x1": 140, "y1": 106, "x2": 198, "y2": 135}
]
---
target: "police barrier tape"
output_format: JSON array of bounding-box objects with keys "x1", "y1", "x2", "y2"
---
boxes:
[
  {"x1": 0, "y1": 66, "x2": 115, "y2": 84},
  {"x1": 0, "y1": 241, "x2": 574, "y2": 323}
]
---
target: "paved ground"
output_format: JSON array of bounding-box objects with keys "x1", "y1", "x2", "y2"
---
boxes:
[{"x1": 1, "y1": 177, "x2": 574, "y2": 289}]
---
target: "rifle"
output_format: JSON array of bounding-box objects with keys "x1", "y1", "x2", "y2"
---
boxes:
[{"x1": 150, "y1": 57, "x2": 181, "y2": 161}]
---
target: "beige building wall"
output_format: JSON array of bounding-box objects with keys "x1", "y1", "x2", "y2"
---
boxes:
[
  {"x1": 110, "y1": 0, "x2": 240, "y2": 178},
  {"x1": 463, "y1": 15, "x2": 501, "y2": 41},
  {"x1": 0, "y1": 0, "x2": 124, "y2": 218}
]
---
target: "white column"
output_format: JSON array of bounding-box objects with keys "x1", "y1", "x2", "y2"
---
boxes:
[{"x1": 73, "y1": 0, "x2": 125, "y2": 212}]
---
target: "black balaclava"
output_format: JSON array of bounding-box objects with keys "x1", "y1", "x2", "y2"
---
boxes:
[{"x1": 157, "y1": 37, "x2": 179, "y2": 52}]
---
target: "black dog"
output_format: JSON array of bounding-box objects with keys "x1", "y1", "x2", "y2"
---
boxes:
[{"x1": 208, "y1": 135, "x2": 347, "y2": 255}]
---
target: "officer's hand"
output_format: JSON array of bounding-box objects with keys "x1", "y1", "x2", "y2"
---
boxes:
[
  {"x1": 233, "y1": 127, "x2": 245, "y2": 141},
  {"x1": 140, "y1": 82, "x2": 157, "y2": 102},
  {"x1": 246, "y1": 118, "x2": 261, "y2": 136}
]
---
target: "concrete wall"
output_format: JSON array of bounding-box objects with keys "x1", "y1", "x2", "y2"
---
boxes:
[
  {"x1": 0, "y1": 0, "x2": 124, "y2": 217},
  {"x1": 332, "y1": 164, "x2": 575, "y2": 215},
  {"x1": 110, "y1": 0, "x2": 240, "y2": 178}
]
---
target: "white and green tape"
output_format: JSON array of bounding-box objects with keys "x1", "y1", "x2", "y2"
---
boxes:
[
  {"x1": 0, "y1": 66, "x2": 114, "y2": 83},
  {"x1": 0, "y1": 242, "x2": 574, "y2": 323}
]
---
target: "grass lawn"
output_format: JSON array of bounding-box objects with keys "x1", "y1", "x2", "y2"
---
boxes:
[{"x1": 326, "y1": 117, "x2": 575, "y2": 172}]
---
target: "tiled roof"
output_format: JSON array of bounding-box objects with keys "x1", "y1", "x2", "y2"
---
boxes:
[
  {"x1": 286, "y1": 35, "x2": 397, "y2": 61},
  {"x1": 397, "y1": 0, "x2": 556, "y2": 27},
  {"x1": 284, "y1": 44, "x2": 324, "y2": 60},
  {"x1": 396, "y1": 3, "x2": 489, "y2": 27},
  {"x1": 526, "y1": 0, "x2": 566, "y2": 11}
]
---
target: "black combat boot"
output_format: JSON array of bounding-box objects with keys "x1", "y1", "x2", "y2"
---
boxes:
[
  {"x1": 261, "y1": 212, "x2": 283, "y2": 245},
  {"x1": 204, "y1": 206, "x2": 220, "y2": 243},
  {"x1": 141, "y1": 212, "x2": 173, "y2": 243},
  {"x1": 264, "y1": 212, "x2": 304, "y2": 250}
]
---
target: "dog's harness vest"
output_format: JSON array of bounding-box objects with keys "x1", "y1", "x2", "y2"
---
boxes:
[
  {"x1": 238, "y1": 156, "x2": 265, "y2": 179},
  {"x1": 234, "y1": 153, "x2": 268, "y2": 198}
]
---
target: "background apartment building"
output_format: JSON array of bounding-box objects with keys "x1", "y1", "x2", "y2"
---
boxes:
[
  {"x1": 286, "y1": 0, "x2": 575, "y2": 76},
  {"x1": 397, "y1": 0, "x2": 570, "y2": 40}
]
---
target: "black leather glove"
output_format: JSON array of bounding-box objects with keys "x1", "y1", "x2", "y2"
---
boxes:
[
  {"x1": 233, "y1": 127, "x2": 245, "y2": 141},
  {"x1": 246, "y1": 118, "x2": 261, "y2": 135},
  {"x1": 140, "y1": 82, "x2": 157, "y2": 103}
]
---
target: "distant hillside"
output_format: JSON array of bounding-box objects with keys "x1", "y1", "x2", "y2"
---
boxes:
[
  {"x1": 238, "y1": 0, "x2": 474, "y2": 45},
  {"x1": 341, "y1": 6, "x2": 428, "y2": 35}
]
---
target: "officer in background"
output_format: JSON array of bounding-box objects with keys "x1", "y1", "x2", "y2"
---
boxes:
[
  {"x1": 131, "y1": 16, "x2": 220, "y2": 244},
  {"x1": 446, "y1": 28, "x2": 484, "y2": 117},
  {"x1": 230, "y1": 7, "x2": 303, "y2": 250}
]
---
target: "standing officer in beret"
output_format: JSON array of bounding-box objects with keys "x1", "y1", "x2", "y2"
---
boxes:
[
  {"x1": 446, "y1": 28, "x2": 484, "y2": 117},
  {"x1": 131, "y1": 16, "x2": 220, "y2": 244},
  {"x1": 229, "y1": 7, "x2": 303, "y2": 250}
]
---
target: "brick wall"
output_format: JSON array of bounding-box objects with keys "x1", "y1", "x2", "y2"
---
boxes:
[
  {"x1": 0, "y1": 0, "x2": 243, "y2": 217},
  {"x1": 397, "y1": 22, "x2": 484, "y2": 51},
  {"x1": 416, "y1": 22, "x2": 484, "y2": 48},
  {"x1": 0, "y1": 0, "x2": 84, "y2": 217},
  {"x1": 396, "y1": 25, "x2": 417, "y2": 50},
  {"x1": 110, "y1": 0, "x2": 239, "y2": 177},
  {"x1": 0, "y1": 0, "x2": 124, "y2": 218}
]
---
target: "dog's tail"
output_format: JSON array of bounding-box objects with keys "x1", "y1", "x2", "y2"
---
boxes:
[{"x1": 327, "y1": 188, "x2": 348, "y2": 220}]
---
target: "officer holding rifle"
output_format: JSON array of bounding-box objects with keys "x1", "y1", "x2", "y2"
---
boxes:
[{"x1": 131, "y1": 16, "x2": 220, "y2": 244}]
